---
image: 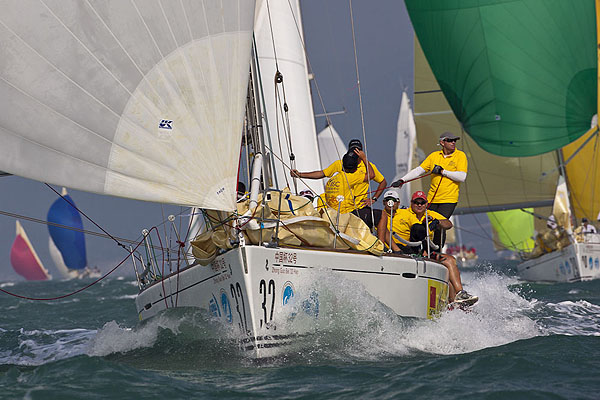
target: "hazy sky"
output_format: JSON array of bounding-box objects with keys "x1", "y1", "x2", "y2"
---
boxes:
[{"x1": 0, "y1": 1, "x2": 493, "y2": 281}]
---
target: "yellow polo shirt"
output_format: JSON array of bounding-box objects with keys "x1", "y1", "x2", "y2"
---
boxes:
[
  {"x1": 324, "y1": 171, "x2": 365, "y2": 213},
  {"x1": 323, "y1": 159, "x2": 385, "y2": 206},
  {"x1": 387, "y1": 208, "x2": 446, "y2": 244},
  {"x1": 420, "y1": 149, "x2": 467, "y2": 203}
]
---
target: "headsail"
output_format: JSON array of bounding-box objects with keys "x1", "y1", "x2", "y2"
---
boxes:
[
  {"x1": 10, "y1": 221, "x2": 52, "y2": 281},
  {"x1": 47, "y1": 188, "x2": 87, "y2": 277},
  {"x1": 406, "y1": 0, "x2": 597, "y2": 157},
  {"x1": 0, "y1": 0, "x2": 256, "y2": 211}
]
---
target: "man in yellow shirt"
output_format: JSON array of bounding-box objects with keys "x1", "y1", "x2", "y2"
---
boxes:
[
  {"x1": 377, "y1": 190, "x2": 477, "y2": 304},
  {"x1": 391, "y1": 131, "x2": 467, "y2": 246},
  {"x1": 291, "y1": 139, "x2": 387, "y2": 229},
  {"x1": 322, "y1": 151, "x2": 373, "y2": 214}
]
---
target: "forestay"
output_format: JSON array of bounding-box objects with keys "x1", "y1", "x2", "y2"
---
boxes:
[{"x1": 0, "y1": 0, "x2": 255, "y2": 211}]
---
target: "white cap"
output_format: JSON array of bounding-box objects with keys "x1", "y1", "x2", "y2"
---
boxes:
[{"x1": 383, "y1": 189, "x2": 400, "y2": 202}]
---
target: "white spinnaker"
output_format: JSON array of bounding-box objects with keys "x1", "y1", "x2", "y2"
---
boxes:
[
  {"x1": 394, "y1": 91, "x2": 416, "y2": 205},
  {"x1": 254, "y1": 0, "x2": 323, "y2": 194},
  {"x1": 0, "y1": 0, "x2": 255, "y2": 211},
  {"x1": 49, "y1": 236, "x2": 77, "y2": 280},
  {"x1": 317, "y1": 124, "x2": 347, "y2": 171}
]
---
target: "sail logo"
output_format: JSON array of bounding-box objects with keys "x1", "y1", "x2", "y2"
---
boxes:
[{"x1": 159, "y1": 119, "x2": 173, "y2": 130}]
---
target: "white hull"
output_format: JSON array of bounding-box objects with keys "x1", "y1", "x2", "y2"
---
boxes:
[
  {"x1": 518, "y1": 242, "x2": 600, "y2": 282},
  {"x1": 135, "y1": 245, "x2": 449, "y2": 358}
]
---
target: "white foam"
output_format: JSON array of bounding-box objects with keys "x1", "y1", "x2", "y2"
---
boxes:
[
  {"x1": 276, "y1": 267, "x2": 542, "y2": 359},
  {"x1": 0, "y1": 328, "x2": 95, "y2": 366},
  {"x1": 542, "y1": 300, "x2": 600, "y2": 336}
]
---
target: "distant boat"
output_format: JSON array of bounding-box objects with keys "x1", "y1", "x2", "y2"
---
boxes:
[
  {"x1": 10, "y1": 220, "x2": 52, "y2": 281},
  {"x1": 47, "y1": 188, "x2": 98, "y2": 280}
]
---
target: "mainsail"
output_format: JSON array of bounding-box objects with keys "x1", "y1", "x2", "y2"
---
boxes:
[
  {"x1": 394, "y1": 91, "x2": 417, "y2": 205},
  {"x1": 47, "y1": 188, "x2": 87, "y2": 278},
  {"x1": 254, "y1": 0, "x2": 323, "y2": 194},
  {"x1": 0, "y1": 0, "x2": 256, "y2": 211},
  {"x1": 10, "y1": 221, "x2": 52, "y2": 281}
]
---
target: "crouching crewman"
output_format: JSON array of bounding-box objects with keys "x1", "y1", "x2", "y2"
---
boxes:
[{"x1": 377, "y1": 190, "x2": 477, "y2": 305}]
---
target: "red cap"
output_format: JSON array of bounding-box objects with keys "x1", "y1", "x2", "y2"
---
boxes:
[{"x1": 411, "y1": 191, "x2": 427, "y2": 201}]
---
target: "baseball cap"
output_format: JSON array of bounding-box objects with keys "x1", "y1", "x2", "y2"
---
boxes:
[
  {"x1": 383, "y1": 190, "x2": 400, "y2": 202},
  {"x1": 582, "y1": 217, "x2": 589, "y2": 223},
  {"x1": 348, "y1": 139, "x2": 363, "y2": 151},
  {"x1": 439, "y1": 131, "x2": 460, "y2": 141},
  {"x1": 342, "y1": 151, "x2": 359, "y2": 171},
  {"x1": 411, "y1": 191, "x2": 428, "y2": 202}
]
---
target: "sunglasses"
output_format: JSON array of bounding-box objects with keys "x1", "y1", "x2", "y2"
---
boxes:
[
  {"x1": 443, "y1": 138, "x2": 458, "y2": 143},
  {"x1": 412, "y1": 200, "x2": 427, "y2": 205}
]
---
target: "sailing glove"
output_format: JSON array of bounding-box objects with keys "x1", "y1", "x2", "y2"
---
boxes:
[
  {"x1": 432, "y1": 165, "x2": 443, "y2": 174},
  {"x1": 428, "y1": 219, "x2": 440, "y2": 231},
  {"x1": 391, "y1": 179, "x2": 404, "y2": 188}
]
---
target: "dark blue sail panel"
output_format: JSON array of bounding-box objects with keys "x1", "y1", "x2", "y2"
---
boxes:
[{"x1": 47, "y1": 195, "x2": 87, "y2": 270}]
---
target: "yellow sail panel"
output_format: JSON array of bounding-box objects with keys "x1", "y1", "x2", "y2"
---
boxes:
[
  {"x1": 414, "y1": 40, "x2": 559, "y2": 211},
  {"x1": 562, "y1": 128, "x2": 600, "y2": 220}
]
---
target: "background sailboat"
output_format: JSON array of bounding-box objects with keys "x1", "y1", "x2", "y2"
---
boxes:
[
  {"x1": 10, "y1": 220, "x2": 52, "y2": 281},
  {"x1": 317, "y1": 123, "x2": 347, "y2": 171},
  {"x1": 47, "y1": 188, "x2": 96, "y2": 280}
]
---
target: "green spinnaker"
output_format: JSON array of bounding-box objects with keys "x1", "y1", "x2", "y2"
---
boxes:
[{"x1": 406, "y1": 0, "x2": 597, "y2": 157}]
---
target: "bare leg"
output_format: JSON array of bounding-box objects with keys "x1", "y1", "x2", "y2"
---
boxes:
[{"x1": 439, "y1": 254, "x2": 463, "y2": 299}]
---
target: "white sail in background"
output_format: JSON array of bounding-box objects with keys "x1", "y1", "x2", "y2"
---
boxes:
[
  {"x1": 0, "y1": 0, "x2": 255, "y2": 211},
  {"x1": 394, "y1": 91, "x2": 417, "y2": 205},
  {"x1": 317, "y1": 124, "x2": 346, "y2": 171},
  {"x1": 553, "y1": 175, "x2": 573, "y2": 232},
  {"x1": 254, "y1": 0, "x2": 323, "y2": 194}
]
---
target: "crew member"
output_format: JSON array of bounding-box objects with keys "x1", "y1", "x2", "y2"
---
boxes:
[
  {"x1": 322, "y1": 151, "x2": 375, "y2": 218},
  {"x1": 291, "y1": 139, "x2": 386, "y2": 229},
  {"x1": 392, "y1": 131, "x2": 467, "y2": 247},
  {"x1": 377, "y1": 190, "x2": 477, "y2": 304}
]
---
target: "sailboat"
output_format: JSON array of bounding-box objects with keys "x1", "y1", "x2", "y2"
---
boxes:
[
  {"x1": 316, "y1": 124, "x2": 347, "y2": 173},
  {"x1": 0, "y1": 0, "x2": 451, "y2": 357},
  {"x1": 10, "y1": 221, "x2": 52, "y2": 281},
  {"x1": 47, "y1": 188, "x2": 99, "y2": 280},
  {"x1": 406, "y1": 0, "x2": 600, "y2": 282}
]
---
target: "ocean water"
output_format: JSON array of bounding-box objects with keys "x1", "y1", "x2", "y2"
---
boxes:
[{"x1": 0, "y1": 261, "x2": 599, "y2": 399}]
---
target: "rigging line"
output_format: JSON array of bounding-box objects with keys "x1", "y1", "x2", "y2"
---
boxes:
[
  {"x1": 264, "y1": 0, "x2": 296, "y2": 192},
  {"x1": 45, "y1": 184, "x2": 189, "y2": 253},
  {"x1": 283, "y1": 0, "x2": 346, "y2": 168},
  {"x1": 274, "y1": 82, "x2": 293, "y2": 190},
  {"x1": 461, "y1": 134, "x2": 517, "y2": 249},
  {"x1": 0, "y1": 226, "x2": 154, "y2": 301},
  {"x1": 348, "y1": 0, "x2": 374, "y2": 230}
]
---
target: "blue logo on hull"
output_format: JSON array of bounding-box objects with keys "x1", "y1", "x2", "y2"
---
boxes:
[{"x1": 221, "y1": 291, "x2": 232, "y2": 323}]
